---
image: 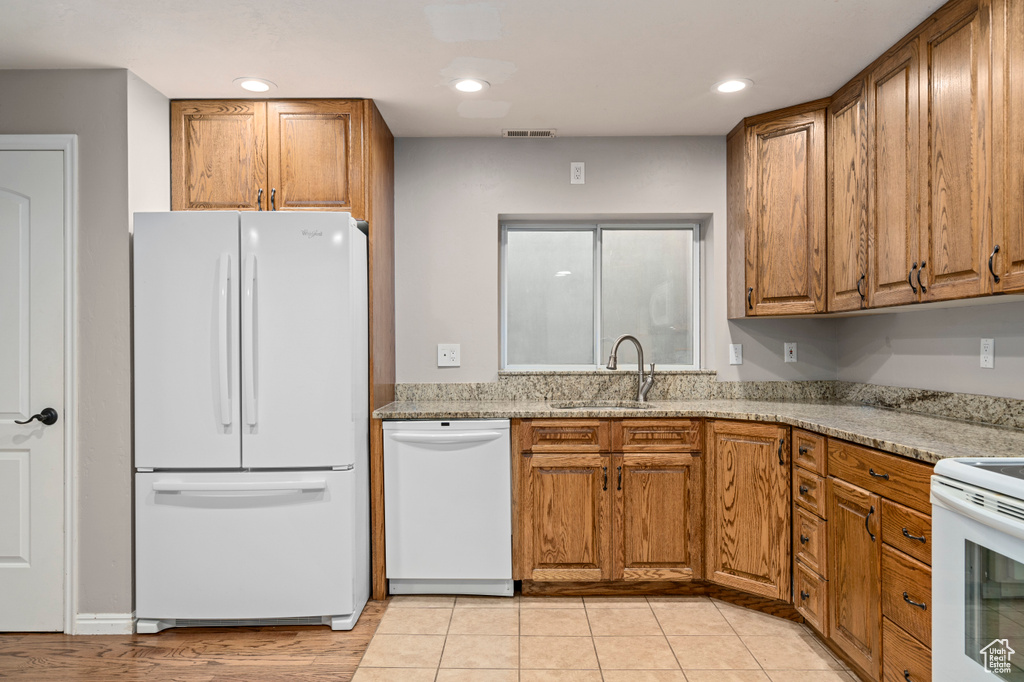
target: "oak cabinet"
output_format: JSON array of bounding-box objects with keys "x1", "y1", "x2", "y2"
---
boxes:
[
  {"x1": 991, "y1": 0, "x2": 1024, "y2": 292},
  {"x1": 172, "y1": 99, "x2": 364, "y2": 216},
  {"x1": 705, "y1": 420, "x2": 791, "y2": 600}
]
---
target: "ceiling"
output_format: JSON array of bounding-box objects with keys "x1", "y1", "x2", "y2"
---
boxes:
[{"x1": 2, "y1": 0, "x2": 946, "y2": 137}]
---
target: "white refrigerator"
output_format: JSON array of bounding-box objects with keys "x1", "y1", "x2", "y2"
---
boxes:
[{"x1": 132, "y1": 211, "x2": 369, "y2": 633}]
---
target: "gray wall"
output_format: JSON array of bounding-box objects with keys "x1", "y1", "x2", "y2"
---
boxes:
[
  {"x1": 393, "y1": 136, "x2": 838, "y2": 384},
  {"x1": 0, "y1": 68, "x2": 168, "y2": 617}
]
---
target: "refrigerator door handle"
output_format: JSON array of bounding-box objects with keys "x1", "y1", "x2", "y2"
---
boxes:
[
  {"x1": 152, "y1": 480, "x2": 327, "y2": 494},
  {"x1": 243, "y1": 253, "x2": 258, "y2": 427},
  {"x1": 217, "y1": 253, "x2": 232, "y2": 426}
]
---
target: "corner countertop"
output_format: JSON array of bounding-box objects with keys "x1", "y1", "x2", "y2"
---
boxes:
[{"x1": 372, "y1": 399, "x2": 1024, "y2": 464}]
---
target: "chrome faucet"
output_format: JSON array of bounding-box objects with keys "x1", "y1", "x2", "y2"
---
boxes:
[{"x1": 606, "y1": 334, "x2": 656, "y2": 402}]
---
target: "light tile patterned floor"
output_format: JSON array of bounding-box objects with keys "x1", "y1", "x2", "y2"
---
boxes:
[{"x1": 353, "y1": 595, "x2": 858, "y2": 681}]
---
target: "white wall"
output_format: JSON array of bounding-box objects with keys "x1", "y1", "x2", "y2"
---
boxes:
[
  {"x1": 0, "y1": 68, "x2": 168, "y2": 619},
  {"x1": 394, "y1": 136, "x2": 839, "y2": 384}
]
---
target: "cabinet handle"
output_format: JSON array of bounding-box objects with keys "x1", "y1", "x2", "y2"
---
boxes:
[
  {"x1": 908, "y1": 263, "x2": 918, "y2": 293},
  {"x1": 778, "y1": 439, "x2": 785, "y2": 466},
  {"x1": 270, "y1": 188, "x2": 276, "y2": 211},
  {"x1": 904, "y1": 671, "x2": 912, "y2": 682},
  {"x1": 857, "y1": 273, "x2": 865, "y2": 301},
  {"x1": 866, "y1": 505, "x2": 876, "y2": 541},
  {"x1": 903, "y1": 528, "x2": 927, "y2": 543},
  {"x1": 800, "y1": 534, "x2": 810, "y2": 545},
  {"x1": 798, "y1": 445, "x2": 809, "y2": 456},
  {"x1": 617, "y1": 465, "x2": 622, "y2": 491},
  {"x1": 747, "y1": 287, "x2": 753, "y2": 309},
  {"x1": 990, "y1": 244, "x2": 1001, "y2": 283},
  {"x1": 257, "y1": 188, "x2": 263, "y2": 211},
  {"x1": 903, "y1": 591, "x2": 927, "y2": 610},
  {"x1": 799, "y1": 484, "x2": 809, "y2": 495},
  {"x1": 602, "y1": 467, "x2": 608, "y2": 491},
  {"x1": 800, "y1": 590, "x2": 810, "y2": 600},
  {"x1": 869, "y1": 468, "x2": 889, "y2": 480},
  {"x1": 917, "y1": 261, "x2": 927, "y2": 293}
]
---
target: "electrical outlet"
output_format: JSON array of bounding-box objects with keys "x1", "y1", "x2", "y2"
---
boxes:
[
  {"x1": 570, "y1": 162, "x2": 585, "y2": 184},
  {"x1": 729, "y1": 344, "x2": 743, "y2": 365},
  {"x1": 981, "y1": 338, "x2": 995, "y2": 369},
  {"x1": 784, "y1": 342, "x2": 797, "y2": 363},
  {"x1": 437, "y1": 343, "x2": 460, "y2": 367}
]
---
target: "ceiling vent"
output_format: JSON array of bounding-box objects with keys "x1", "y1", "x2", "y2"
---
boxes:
[{"x1": 502, "y1": 129, "x2": 557, "y2": 138}]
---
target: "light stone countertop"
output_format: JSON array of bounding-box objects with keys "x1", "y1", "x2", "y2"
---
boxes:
[{"x1": 372, "y1": 399, "x2": 1024, "y2": 464}]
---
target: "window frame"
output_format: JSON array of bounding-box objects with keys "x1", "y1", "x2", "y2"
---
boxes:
[{"x1": 500, "y1": 221, "x2": 701, "y2": 371}]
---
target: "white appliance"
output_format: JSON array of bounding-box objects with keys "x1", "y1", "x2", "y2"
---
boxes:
[
  {"x1": 133, "y1": 211, "x2": 369, "y2": 633},
  {"x1": 932, "y1": 458, "x2": 1024, "y2": 680},
  {"x1": 383, "y1": 420, "x2": 513, "y2": 596}
]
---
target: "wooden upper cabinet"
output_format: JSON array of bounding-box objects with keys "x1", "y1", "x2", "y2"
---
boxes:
[
  {"x1": 992, "y1": 0, "x2": 1024, "y2": 292},
  {"x1": 615, "y1": 452, "x2": 703, "y2": 582},
  {"x1": 744, "y1": 108, "x2": 827, "y2": 315},
  {"x1": 918, "y1": 0, "x2": 993, "y2": 302},
  {"x1": 171, "y1": 100, "x2": 268, "y2": 211},
  {"x1": 266, "y1": 100, "x2": 364, "y2": 215},
  {"x1": 828, "y1": 79, "x2": 869, "y2": 311},
  {"x1": 705, "y1": 421, "x2": 791, "y2": 600},
  {"x1": 867, "y1": 39, "x2": 922, "y2": 308},
  {"x1": 828, "y1": 477, "x2": 882, "y2": 681}
]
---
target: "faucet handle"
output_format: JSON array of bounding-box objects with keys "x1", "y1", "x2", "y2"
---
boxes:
[{"x1": 648, "y1": 362, "x2": 656, "y2": 376}]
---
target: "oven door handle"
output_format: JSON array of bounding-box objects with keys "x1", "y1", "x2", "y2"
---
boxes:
[{"x1": 932, "y1": 484, "x2": 1024, "y2": 543}]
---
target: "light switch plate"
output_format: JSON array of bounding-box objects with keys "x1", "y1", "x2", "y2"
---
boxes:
[
  {"x1": 437, "y1": 343, "x2": 460, "y2": 367},
  {"x1": 981, "y1": 338, "x2": 994, "y2": 369},
  {"x1": 729, "y1": 344, "x2": 743, "y2": 365},
  {"x1": 784, "y1": 342, "x2": 797, "y2": 363}
]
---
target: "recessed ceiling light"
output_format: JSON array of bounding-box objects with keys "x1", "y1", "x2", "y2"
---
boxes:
[
  {"x1": 233, "y1": 77, "x2": 276, "y2": 93},
  {"x1": 714, "y1": 79, "x2": 753, "y2": 94},
  {"x1": 452, "y1": 78, "x2": 489, "y2": 93}
]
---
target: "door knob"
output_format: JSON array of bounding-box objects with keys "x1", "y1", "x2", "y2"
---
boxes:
[{"x1": 15, "y1": 407, "x2": 59, "y2": 426}]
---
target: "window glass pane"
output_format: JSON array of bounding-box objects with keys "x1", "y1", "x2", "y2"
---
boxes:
[
  {"x1": 506, "y1": 230, "x2": 594, "y2": 365},
  {"x1": 601, "y1": 229, "x2": 694, "y2": 366}
]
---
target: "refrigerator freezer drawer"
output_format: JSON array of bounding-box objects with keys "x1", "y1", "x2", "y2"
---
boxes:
[{"x1": 136, "y1": 471, "x2": 355, "y2": 620}]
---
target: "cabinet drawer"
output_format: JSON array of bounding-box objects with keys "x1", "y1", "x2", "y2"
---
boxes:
[
  {"x1": 881, "y1": 545, "x2": 931, "y2": 646},
  {"x1": 881, "y1": 499, "x2": 931, "y2": 565},
  {"x1": 794, "y1": 468, "x2": 826, "y2": 516},
  {"x1": 882, "y1": 617, "x2": 930, "y2": 682},
  {"x1": 794, "y1": 559, "x2": 828, "y2": 636},
  {"x1": 828, "y1": 440, "x2": 933, "y2": 513},
  {"x1": 792, "y1": 429, "x2": 826, "y2": 475},
  {"x1": 794, "y1": 505, "x2": 827, "y2": 576},
  {"x1": 614, "y1": 419, "x2": 701, "y2": 452},
  {"x1": 521, "y1": 420, "x2": 609, "y2": 453}
]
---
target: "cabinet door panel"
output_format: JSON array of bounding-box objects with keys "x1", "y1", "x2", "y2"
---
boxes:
[
  {"x1": 919, "y1": 0, "x2": 992, "y2": 301},
  {"x1": 267, "y1": 100, "x2": 365, "y2": 216},
  {"x1": 828, "y1": 79, "x2": 869, "y2": 311},
  {"x1": 828, "y1": 478, "x2": 882, "y2": 680},
  {"x1": 615, "y1": 452, "x2": 702, "y2": 581},
  {"x1": 993, "y1": 0, "x2": 1024, "y2": 291},
  {"x1": 524, "y1": 453, "x2": 611, "y2": 581},
  {"x1": 868, "y1": 43, "x2": 921, "y2": 307},
  {"x1": 171, "y1": 100, "x2": 267, "y2": 211},
  {"x1": 705, "y1": 421, "x2": 790, "y2": 600}
]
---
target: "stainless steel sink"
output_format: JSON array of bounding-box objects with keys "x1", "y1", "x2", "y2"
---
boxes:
[{"x1": 550, "y1": 400, "x2": 653, "y2": 410}]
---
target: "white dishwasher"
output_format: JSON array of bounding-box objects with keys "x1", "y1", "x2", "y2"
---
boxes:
[{"x1": 383, "y1": 419, "x2": 513, "y2": 596}]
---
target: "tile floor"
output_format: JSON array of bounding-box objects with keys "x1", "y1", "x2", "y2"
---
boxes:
[{"x1": 353, "y1": 594, "x2": 858, "y2": 681}]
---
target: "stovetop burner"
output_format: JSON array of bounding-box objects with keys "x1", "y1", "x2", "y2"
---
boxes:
[{"x1": 968, "y1": 461, "x2": 1024, "y2": 480}]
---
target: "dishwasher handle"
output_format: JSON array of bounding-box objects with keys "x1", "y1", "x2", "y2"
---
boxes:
[{"x1": 388, "y1": 431, "x2": 506, "y2": 446}]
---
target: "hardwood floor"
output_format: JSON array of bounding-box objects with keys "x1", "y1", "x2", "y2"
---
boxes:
[{"x1": 0, "y1": 600, "x2": 386, "y2": 681}]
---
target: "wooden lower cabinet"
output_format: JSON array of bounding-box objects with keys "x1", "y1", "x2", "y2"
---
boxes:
[
  {"x1": 705, "y1": 421, "x2": 791, "y2": 600},
  {"x1": 828, "y1": 477, "x2": 882, "y2": 680}
]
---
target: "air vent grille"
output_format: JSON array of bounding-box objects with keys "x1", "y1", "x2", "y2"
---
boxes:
[
  {"x1": 174, "y1": 616, "x2": 325, "y2": 628},
  {"x1": 502, "y1": 129, "x2": 557, "y2": 138}
]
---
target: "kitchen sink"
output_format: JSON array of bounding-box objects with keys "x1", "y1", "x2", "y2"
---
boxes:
[{"x1": 550, "y1": 400, "x2": 654, "y2": 410}]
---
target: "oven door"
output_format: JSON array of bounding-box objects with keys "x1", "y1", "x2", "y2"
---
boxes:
[{"x1": 933, "y1": 478, "x2": 1024, "y2": 681}]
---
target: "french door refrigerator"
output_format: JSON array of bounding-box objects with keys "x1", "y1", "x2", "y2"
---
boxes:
[{"x1": 132, "y1": 211, "x2": 369, "y2": 633}]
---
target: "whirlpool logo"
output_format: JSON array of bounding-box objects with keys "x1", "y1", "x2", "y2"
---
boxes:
[{"x1": 301, "y1": 229, "x2": 323, "y2": 239}]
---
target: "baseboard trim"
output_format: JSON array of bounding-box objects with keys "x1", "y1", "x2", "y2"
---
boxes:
[{"x1": 74, "y1": 612, "x2": 135, "y2": 635}]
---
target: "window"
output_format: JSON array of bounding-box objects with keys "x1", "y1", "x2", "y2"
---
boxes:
[{"x1": 501, "y1": 222, "x2": 700, "y2": 370}]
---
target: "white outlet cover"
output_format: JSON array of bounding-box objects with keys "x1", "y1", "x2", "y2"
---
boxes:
[
  {"x1": 570, "y1": 162, "x2": 585, "y2": 184},
  {"x1": 729, "y1": 344, "x2": 743, "y2": 365},
  {"x1": 981, "y1": 338, "x2": 994, "y2": 369},
  {"x1": 784, "y1": 342, "x2": 797, "y2": 363},
  {"x1": 437, "y1": 343, "x2": 461, "y2": 367}
]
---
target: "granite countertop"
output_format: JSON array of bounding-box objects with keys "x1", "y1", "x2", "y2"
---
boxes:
[{"x1": 373, "y1": 399, "x2": 1024, "y2": 464}]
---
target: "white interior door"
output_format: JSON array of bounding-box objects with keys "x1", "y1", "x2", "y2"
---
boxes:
[{"x1": 0, "y1": 150, "x2": 66, "y2": 631}]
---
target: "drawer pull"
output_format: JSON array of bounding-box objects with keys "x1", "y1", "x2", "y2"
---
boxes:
[
  {"x1": 904, "y1": 671, "x2": 912, "y2": 682},
  {"x1": 903, "y1": 591, "x2": 927, "y2": 610},
  {"x1": 866, "y1": 505, "x2": 876, "y2": 541},
  {"x1": 800, "y1": 590, "x2": 810, "y2": 600},
  {"x1": 869, "y1": 468, "x2": 890, "y2": 480},
  {"x1": 800, "y1": 534, "x2": 810, "y2": 545},
  {"x1": 799, "y1": 484, "x2": 809, "y2": 495},
  {"x1": 798, "y1": 445, "x2": 809, "y2": 456},
  {"x1": 902, "y1": 528, "x2": 927, "y2": 543}
]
